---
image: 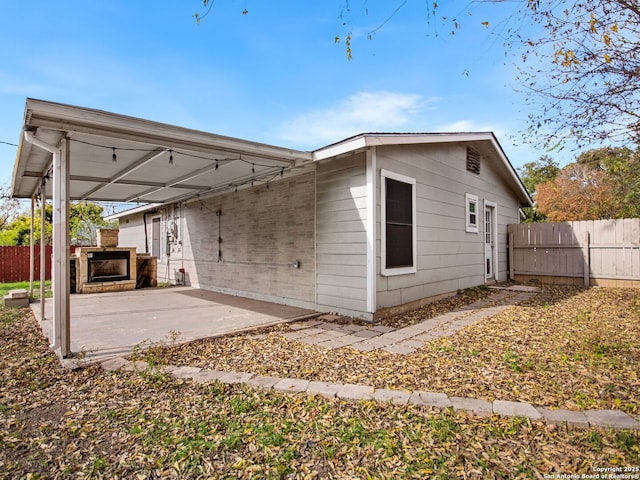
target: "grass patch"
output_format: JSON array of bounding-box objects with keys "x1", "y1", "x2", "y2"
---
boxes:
[{"x1": 0, "y1": 280, "x2": 51, "y2": 299}]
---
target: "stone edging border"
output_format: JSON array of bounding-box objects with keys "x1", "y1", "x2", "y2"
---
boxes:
[{"x1": 101, "y1": 357, "x2": 640, "y2": 432}]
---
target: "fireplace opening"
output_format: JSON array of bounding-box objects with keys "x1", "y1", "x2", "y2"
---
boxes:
[{"x1": 87, "y1": 251, "x2": 131, "y2": 283}]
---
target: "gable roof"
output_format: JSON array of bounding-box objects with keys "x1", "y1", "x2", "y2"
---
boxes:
[{"x1": 313, "y1": 132, "x2": 532, "y2": 207}]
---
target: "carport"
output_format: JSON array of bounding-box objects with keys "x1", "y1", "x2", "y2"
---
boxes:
[{"x1": 11, "y1": 98, "x2": 313, "y2": 358}]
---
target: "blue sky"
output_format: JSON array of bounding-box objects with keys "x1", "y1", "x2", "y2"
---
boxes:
[{"x1": 0, "y1": 1, "x2": 572, "y2": 187}]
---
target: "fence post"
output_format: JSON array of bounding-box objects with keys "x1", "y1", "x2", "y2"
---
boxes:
[
  {"x1": 508, "y1": 232, "x2": 514, "y2": 281},
  {"x1": 582, "y1": 231, "x2": 590, "y2": 287}
]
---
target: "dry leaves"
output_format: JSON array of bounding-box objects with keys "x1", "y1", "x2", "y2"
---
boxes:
[
  {"x1": 0, "y1": 286, "x2": 639, "y2": 479},
  {"x1": 159, "y1": 286, "x2": 640, "y2": 414}
]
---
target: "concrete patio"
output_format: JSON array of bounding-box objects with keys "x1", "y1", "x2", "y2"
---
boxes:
[{"x1": 31, "y1": 286, "x2": 317, "y2": 366}]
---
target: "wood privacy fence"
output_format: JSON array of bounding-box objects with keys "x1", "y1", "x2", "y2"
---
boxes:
[
  {"x1": 0, "y1": 246, "x2": 53, "y2": 283},
  {"x1": 507, "y1": 219, "x2": 640, "y2": 288},
  {"x1": 0, "y1": 246, "x2": 82, "y2": 283}
]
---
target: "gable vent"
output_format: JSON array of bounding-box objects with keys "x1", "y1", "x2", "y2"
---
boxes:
[{"x1": 466, "y1": 147, "x2": 481, "y2": 175}]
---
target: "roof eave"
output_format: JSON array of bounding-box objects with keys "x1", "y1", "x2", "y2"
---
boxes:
[{"x1": 104, "y1": 203, "x2": 162, "y2": 221}]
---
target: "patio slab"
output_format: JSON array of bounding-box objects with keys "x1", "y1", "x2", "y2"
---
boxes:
[{"x1": 33, "y1": 286, "x2": 317, "y2": 365}]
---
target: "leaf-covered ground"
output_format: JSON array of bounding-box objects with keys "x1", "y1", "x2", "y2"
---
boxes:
[
  {"x1": 1, "y1": 286, "x2": 639, "y2": 479},
  {"x1": 155, "y1": 286, "x2": 640, "y2": 416}
]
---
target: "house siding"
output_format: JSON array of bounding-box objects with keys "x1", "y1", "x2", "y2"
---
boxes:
[
  {"x1": 117, "y1": 213, "x2": 151, "y2": 254},
  {"x1": 113, "y1": 137, "x2": 525, "y2": 320},
  {"x1": 115, "y1": 170, "x2": 316, "y2": 309},
  {"x1": 180, "y1": 169, "x2": 316, "y2": 308},
  {"x1": 375, "y1": 143, "x2": 521, "y2": 310},
  {"x1": 315, "y1": 153, "x2": 369, "y2": 317}
]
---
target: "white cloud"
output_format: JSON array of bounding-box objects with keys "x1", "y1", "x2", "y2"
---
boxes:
[{"x1": 277, "y1": 91, "x2": 434, "y2": 148}]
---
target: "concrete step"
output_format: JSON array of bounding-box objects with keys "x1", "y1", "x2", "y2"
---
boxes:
[
  {"x1": 3, "y1": 295, "x2": 29, "y2": 308},
  {"x1": 8, "y1": 289, "x2": 28, "y2": 299}
]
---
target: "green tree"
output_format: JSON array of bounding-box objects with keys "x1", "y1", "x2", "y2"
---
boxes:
[
  {"x1": 517, "y1": 156, "x2": 560, "y2": 222},
  {"x1": 0, "y1": 204, "x2": 52, "y2": 246},
  {"x1": 534, "y1": 146, "x2": 640, "y2": 221},
  {"x1": 518, "y1": 156, "x2": 560, "y2": 197},
  {"x1": 69, "y1": 202, "x2": 114, "y2": 245},
  {"x1": 576, "y1": 146, "x2": 640, "y2": 218},
  {"x1": 0, "y1": 202, "x2": 114, "y2": 246}
]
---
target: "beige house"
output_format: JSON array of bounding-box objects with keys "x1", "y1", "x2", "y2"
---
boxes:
[
  {"x1": 12, "y1": 99, "x2": 531, "y2": 329},
  {"x1": 108, "y1": 132, "x2": 532, "y2": 320}
]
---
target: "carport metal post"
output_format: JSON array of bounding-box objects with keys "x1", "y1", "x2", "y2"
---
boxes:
[
  {"x1": 52, "y1": 137, "x2": 71, "y2": 357},
  {"x1": 40, "y1": 178, "x2": 46, "y2": 322},
  {"x1": 29, "y1": 197, "x2": 34, "y2": 299},
  {"x1": 24, "y1": 131, "x2": 71, "y2": 357}
]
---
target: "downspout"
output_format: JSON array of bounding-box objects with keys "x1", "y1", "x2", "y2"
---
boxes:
[
  {"x1": 24, "y1": 131, "x2": 57, "y2": 157},
  {"x1": 23, "y1": 131, "x2": 71, "y2": 357}
]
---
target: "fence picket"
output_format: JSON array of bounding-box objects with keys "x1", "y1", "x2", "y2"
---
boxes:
[{"x1": 0, "y1": 246, "x2": 78, "y2": 283}]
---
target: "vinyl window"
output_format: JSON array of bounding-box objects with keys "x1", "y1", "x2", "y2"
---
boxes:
[
  {"x1": 465, "y1": 193, "x2": 479, "y2": 233},
  {"x1": 381, "y1": 170, "x2": 417, "y2": 276}
]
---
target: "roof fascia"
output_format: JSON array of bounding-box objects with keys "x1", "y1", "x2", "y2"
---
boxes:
[
  {"x1": 486, "y1": 133, "x2": 533, "y2": 207},
  {"x1": 104, "y1": 203, "x2": 162, "y2": 221},
  {"x1": 312, "y1": 136, "x2": 368, "y2": 161},
  {"x1": 312, "y1": 133, "x2": 491, "y2": 161}
]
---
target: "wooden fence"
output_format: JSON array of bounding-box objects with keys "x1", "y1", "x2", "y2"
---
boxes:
[
  {"x1": 507, "y1": 219, "x2": 640, "y2": 287},
  {"x1": 0, "y1": 245, "x2": 53, "y2": 283},
  {"x1": 0, "y1": 246, "x2": 82, "y2": 283}
]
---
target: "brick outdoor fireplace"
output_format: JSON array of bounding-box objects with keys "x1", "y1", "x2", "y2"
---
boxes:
[{"x1": 73, "y1": 229, "x2": 137, "y2": 294}]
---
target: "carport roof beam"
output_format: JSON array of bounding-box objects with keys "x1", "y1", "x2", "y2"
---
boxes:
[{"x1": 79, "y1": 147, "x2": 168, "y2": 200}]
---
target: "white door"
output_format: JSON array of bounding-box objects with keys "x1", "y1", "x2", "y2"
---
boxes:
[
  {"x1": 484, "y1": 205, "x2": 495, "y2": 280},
  {"x1": 151, "y1": 217, "x2": 161, "y2": 258}
]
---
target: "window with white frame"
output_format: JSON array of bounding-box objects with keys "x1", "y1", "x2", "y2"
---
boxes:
[
  {"x1": 381, "y1": 169, "x2": 416, "y2": 276},
  {"x1": 465, "y1": 193, "x2": 479, "y2": 233}
]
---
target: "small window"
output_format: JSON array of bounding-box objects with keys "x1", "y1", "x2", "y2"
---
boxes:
[
  {"x1": 381, "y1": 170, "x2": 416, "y2": 276},
  {"x1": 465, "y1": 193, "x2": 479, "y2": 233}
]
